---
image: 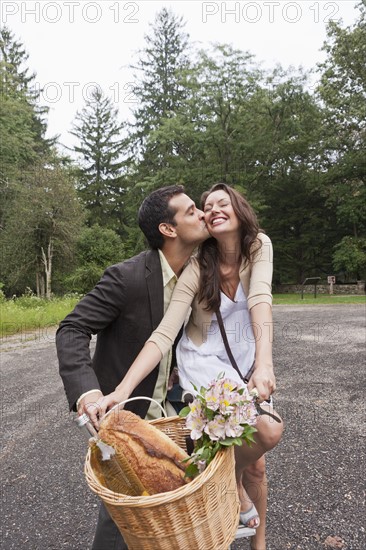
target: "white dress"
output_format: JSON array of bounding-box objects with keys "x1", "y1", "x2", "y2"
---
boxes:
[{"x1": 176, "y1": 283, "x2": 255, "y2": 394}]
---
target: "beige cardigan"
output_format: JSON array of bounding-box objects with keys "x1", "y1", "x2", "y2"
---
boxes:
[{"x1": 148, "y1": 233, "x2": 273, "y2": 356}]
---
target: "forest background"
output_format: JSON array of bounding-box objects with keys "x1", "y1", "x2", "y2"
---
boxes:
[{"x1": 1, "y1": 3, "x2": 365, "y2": 300}]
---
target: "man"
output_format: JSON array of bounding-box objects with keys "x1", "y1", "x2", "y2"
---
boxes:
[{"x1": 56, "y1": 185, "x2": 208, "y2": 550}]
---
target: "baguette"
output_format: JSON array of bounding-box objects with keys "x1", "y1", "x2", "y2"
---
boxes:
[{"x1": 98, "y1": 409, "x2": 190, "y2": 494}]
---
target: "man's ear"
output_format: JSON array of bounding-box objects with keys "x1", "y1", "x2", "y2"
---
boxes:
[{"x1": 158, "y1": 223, "x2": 177, "y2": 239}]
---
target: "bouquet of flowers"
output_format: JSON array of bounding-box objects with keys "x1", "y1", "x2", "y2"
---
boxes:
[{"x1": 179, "y1": 374, "x2": 258, "y2": 478}]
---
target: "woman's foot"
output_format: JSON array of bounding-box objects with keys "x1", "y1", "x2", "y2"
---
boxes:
[
  {"x1": 239, "y1": 504, "x2": 260, "y2": 529},
  {"x1": 235, "y1": 504, "x2": 259, "y2": 539},
  {"x1": 235, "y1": 483, "x2": 260, "y2": 538},
  {"x1": 237, "y1": 482, "x2": 260, "y2": 529}
]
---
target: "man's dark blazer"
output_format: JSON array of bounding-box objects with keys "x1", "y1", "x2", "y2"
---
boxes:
[{"x1": 56, "y1": 249, "x2": 167, "y2": 420}]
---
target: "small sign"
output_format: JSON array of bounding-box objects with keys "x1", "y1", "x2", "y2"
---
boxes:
[{"x1": 327, "y1": 276, "x2": 336, "y2": 284}]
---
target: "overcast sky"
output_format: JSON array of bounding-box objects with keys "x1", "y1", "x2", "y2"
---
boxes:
[{"x1": 2, "y1": 1, "x2": 360, "y2": 151}]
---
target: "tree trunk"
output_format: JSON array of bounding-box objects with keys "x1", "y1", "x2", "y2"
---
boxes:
[
  {"x1": 40, "y1": 275, "x2": 45, "y2": 299},
  {"x1": 36, "y1": 269, "x2": 40, "y2": 298},
  {"x1": 41, "y1": 239, "x2": 53, "y2": 299},
  {"x1": 36, "y1": 264, "x2": 45, "y2": 298}
]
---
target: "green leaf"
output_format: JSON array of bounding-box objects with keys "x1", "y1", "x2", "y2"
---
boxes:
[
  {"x1": 179, "y1": 406, "x2": 190, "y2": 418},
  {"x1": 219, "y1": 437, "x2": 241, "y2": 446},
  {"x1": 242, "y1": 426, "x2": 258, "y2": 447},
  {"x1": 201, "y1": 448, "x2": 213, "y2": 460},
  {"x1": 185, "y1": 463, "x2": 199, "y2": 478},
  {"x1": 193, "y1": 446, "x2": 206, "y2": 457}
]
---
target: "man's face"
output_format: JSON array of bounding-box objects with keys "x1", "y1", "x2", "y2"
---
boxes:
[{"x1": 168, "y1": 193, "x2": 209, "y2": 246}]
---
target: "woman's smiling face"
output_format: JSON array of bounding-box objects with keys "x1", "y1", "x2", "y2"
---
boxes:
[{"x1": 203, "y1": 189, "x2": 240, "y2": 236}]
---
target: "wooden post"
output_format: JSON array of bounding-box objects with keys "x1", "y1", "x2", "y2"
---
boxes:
[{"x1": 327, "y1": 276, "x2": 335, "y2": 295}]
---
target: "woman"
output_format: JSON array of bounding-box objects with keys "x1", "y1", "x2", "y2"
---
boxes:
[{"x1": 96, "y1": 183, "x2": 283, "y2": 550}]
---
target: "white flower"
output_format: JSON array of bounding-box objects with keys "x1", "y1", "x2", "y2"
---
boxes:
[
  {"x1": 186, "y1": 412, "x2": 206, "y2": 440},
  {"x1": 182, "y1": 375, "x2": 258, "y2": 476},
  {"x1": 204, "y1": 414, "x2": 226, "y2": 441},
  {"x1": 237, "y1": 402, "x2": 257, "y2": 426},
  {"x1": 225, "y1": 416, "x2": 245, "y2": 438}
]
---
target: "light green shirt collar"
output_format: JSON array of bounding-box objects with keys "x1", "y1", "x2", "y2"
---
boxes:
[{"x1": 158, "y1": 249, "x2": 177, "y2": 287}]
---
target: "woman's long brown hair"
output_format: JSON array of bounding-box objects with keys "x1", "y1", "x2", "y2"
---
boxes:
[{"x1": 197, "y1": 183, "x2": 262, "y2": 311}]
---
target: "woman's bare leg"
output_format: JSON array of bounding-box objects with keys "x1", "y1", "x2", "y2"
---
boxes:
[
  {"x1": 237, "y1": 478, "x2": 260, "y2": 528},
  {"x1": 235, "y1": 408, "x2": 283, "y2": 548},
  {"x1": 243, "y1": 457, "x2": 267, "y2": 549}
]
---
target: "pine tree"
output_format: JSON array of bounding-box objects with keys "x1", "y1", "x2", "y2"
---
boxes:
[
  {"x1": 70, "y1": 87, "x2": 127, "y2": 232},
  {"x1": 129, "y1": 8, "x2": 191, "y2": 165},
  {"x1": 1, "y1": 26, "x2": 35, "y2": 93},
  {"x1": 0, "y1": 26, "x2": 53, "y2": 236},
  {"x1": 0, "y1": 26, "x2": 51, "y2": 154}
]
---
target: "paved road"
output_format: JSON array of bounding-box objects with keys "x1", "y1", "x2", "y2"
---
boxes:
[{"x1": 1, "y1": 304, "x2": 365, "y2": 550}]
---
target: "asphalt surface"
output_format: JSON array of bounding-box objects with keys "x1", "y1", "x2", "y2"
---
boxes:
[{"x1": 0, "y1": 304, "x2": 365, "y2": 550}]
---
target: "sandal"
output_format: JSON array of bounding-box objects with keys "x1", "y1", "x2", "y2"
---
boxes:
[
  {"x1": 240, "y1": 504, "x2": 260, "y2": 528},
  {"x1": 235, "y1": 505, "x2": 260, "y2": 539}
]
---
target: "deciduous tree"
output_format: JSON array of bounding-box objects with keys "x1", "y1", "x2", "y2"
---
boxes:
[
  {"x1": 317, "y1": 3, "x2": 366, "y2": 279},
  {"x1": 1, "y1": 158, "x2": 84, "y2": 296}
]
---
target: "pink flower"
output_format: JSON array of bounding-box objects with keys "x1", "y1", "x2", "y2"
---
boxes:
[
  {"x1": 204, "y1": 414, "x2": 226, "y2": 441},
  {"x1": 186, "y1": 400, "x2": 206, "y2": 439},
  {"x1": 182, "y1": 374, "x2": 258, "y2": 475},
  {"x1": 225, "y1": 416, "x2": 245, "y2": 438},
  {"x1": 197, "y1": 460, "x2": 207, "y2": 473},
  {"x1": 205, "y1": 386, "x2": 220, "y2": 411},
  {"x1": 219, "y1": 378, "x2": 238, "y2": 392},
  {"x1": 237, "y1": 402, "x2": 257, "y2": 426},
  {"x1": 218, "y1": 395, "x2": 235, "y2": 416},
  {"x1": 186, "y1": 413, "x2": 206, "y2": 440}
]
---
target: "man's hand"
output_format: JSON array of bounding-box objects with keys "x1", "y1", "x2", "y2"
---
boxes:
[
  {"x1": 247, "y1": 362, "x2": 276, "y2": 402},
  {"x1": 78, "y1": 390, "x2": 103, "y2": 429}
]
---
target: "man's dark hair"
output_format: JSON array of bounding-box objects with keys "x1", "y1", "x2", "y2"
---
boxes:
[{"x1": 138, "y1": 185, "x2": 185, "y2": 249}]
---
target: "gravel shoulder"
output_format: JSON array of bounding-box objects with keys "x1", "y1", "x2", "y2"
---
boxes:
[{"x1": 0, "y1": 304, "x2": 365, "y2": 550}]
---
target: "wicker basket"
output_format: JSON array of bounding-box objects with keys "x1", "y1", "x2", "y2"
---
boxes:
[{"x1": 85, "y1": 415, "x2": 240, "y2": 549}]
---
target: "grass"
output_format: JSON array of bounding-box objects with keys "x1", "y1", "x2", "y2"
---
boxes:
[
  {"x1": 0, "y1": 294, "x2": 81, "y2": 338},
  {"x1": 273, "y1": 293, "x2": 365, "y2": 305},
  {"x1": 1, "y1": 293, "x2": 364, "y2": 338}
]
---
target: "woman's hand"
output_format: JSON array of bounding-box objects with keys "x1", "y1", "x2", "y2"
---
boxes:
[
  {"x1": 247, "y1": 362, "x2": 276, "y2": 402},
  {"x1": 248, "y1": 303, "x2": 276, "y2": 401}
]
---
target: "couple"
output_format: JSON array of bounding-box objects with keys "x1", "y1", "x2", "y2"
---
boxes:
[{"x1": 57, "y1": 183, "x2": 283, "y2": 550}]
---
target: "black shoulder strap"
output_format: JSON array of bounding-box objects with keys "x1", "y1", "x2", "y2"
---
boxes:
[
  {"x1": 216, "y1": 308, "x2": 245, "y2": 381},
  {"x1": 215, "y1": 308, "x2": 282, "y2": 424}
]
